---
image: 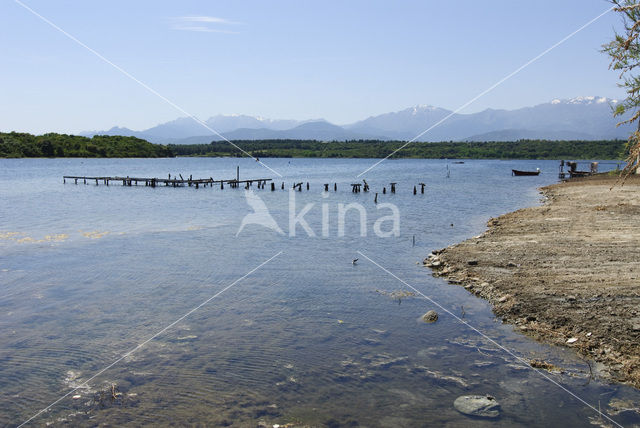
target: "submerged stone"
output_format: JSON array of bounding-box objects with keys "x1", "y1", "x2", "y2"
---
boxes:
[
  {"x1": 422, "y1": 310, "x2": 439, "y2": 323},
  {"x1": 176, "y1": 335, "x2": 198, "y2": 341},
  {"x1": 453, "y1": 395, "x2": 500, "y2": 418}
]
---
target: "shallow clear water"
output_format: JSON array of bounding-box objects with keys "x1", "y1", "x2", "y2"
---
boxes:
[{"x1": 0, "y1": 157, "x2": 637, "y2": 427}]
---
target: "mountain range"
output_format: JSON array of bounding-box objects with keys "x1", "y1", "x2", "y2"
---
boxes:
[{"x1": 83, "y1": 96, "x2": 631, "y2": 144}]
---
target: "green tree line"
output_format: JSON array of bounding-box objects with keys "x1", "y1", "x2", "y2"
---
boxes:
[
  {"x1": 0, "y1": 132, "x2": 174, "y2": 158},
  {"x1": 169, "y1": 139, "x2": 627, "y2": 160},
  {"x1": 1, "y1": 133, "x2": 626, "y2": 160}
]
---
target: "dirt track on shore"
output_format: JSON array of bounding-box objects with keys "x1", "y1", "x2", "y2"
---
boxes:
[{"x1": 425, "y1": 175, "x2": 640, "y2": 387}]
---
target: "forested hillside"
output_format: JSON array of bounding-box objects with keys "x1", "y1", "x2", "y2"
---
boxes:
[{"x1": 0, "y1": 133, "x2": 174, "y2": 158}]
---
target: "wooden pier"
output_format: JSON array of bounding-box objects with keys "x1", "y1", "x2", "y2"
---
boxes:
[
  {"x1": 63, "y1": 175, "x2": 272, "y2": 189},
  {"x1": 63, "y1": 172, "x2": 429, "y2": 198}
]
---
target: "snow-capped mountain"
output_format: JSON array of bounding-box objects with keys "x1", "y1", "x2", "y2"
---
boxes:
[
  {"x1": 345, "y1": 97, "x2": 628, "y2": 142},
  {"x1": 553, "y1": 96, "x2": 616, "y2": 105},
  {"x1": 84, "y1": 97, "x2": 631, "y2": 144},
  {"x1": 83, "y1": 115, "x2": 314, "y2": 141},
  {"x1": 344, "y1": 105, "x2": 452, "y2": 140}
]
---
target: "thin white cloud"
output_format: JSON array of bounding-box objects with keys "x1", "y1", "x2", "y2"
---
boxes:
[
  {"x1": 171, "y1": 25, "x2": 239, "y2": 34},
  {"x1": 171, "y1": 16, "x2": 242, "y2": 33},
  {"x1": 179, "y1": 16, "x2": 238, "y2": 25}
]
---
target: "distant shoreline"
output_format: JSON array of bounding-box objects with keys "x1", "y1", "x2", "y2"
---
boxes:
[
  {"x1": 1, "y1": 132, "x2": 628, "y2": 160},
  {"x1": 169, "y1": 139, "x2": 626, "y2": 160}
]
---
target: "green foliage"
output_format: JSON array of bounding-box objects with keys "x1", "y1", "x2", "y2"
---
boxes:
[
  {"x1": 168, "y1": 139, "x2": 627, "y2": 160},
  {"x1": 0, "y1": 132, "x2": 174, "y2": 158},
  {"x1": 602, "y1": 0, "x2": 640, "y2": 175},
  {"x1": 2, "y1": 133, "x2": 624, "y2": 160}
]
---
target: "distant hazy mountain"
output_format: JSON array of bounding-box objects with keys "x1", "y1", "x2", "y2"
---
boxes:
[
  {"x1": 81, "y1": 126, "x2": 156, "y2": 141},
  {"x1": 84, "y1": 115, "x2": 316, "y2": 142},
  {"x1": 347, "y1": 96, "x2": 630, "y2": 141},
  {"x1": 164, "y1": 121, "x2": 386, "y2": 144},
  {"x1": 142, "y1": 115, "x2": 312, "y2": 138},
  {"x1": 463, "y1": 129, "x2": 596, "y2": 142},
  {"x1": 344, "y1": 105, "x2": 452, "y2": 140},
  {"x1": 85, "y1": 96, "x2": 631, "y2": 144},
  {"x1": 224, "y1": 120, "x2": 386, "y2": 141}
]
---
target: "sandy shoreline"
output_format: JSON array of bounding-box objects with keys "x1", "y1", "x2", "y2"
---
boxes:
[{"x1": 425, "y1": 175, "x2": 640, "y2": 387}]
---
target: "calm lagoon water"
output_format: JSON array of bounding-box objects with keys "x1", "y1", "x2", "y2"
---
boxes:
[{"x1": 0, "y1": 157, "x2": 637, "y2": 427}]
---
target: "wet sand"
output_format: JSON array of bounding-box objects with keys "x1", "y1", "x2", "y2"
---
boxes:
[{"x1": 425, "y1": 175, "x2": 640, "y2": 387}]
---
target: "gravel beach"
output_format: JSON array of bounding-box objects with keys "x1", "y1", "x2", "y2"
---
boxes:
[{"x1": 425, "y1": 175, "x2": 640, "y2": 387}]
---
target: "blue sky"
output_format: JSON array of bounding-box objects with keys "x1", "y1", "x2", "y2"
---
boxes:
[{"x1": 0, "y1": 0, "x2": 626, "y2": 134}]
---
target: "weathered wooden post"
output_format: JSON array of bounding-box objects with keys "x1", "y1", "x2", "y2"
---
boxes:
[
  {"x1": 306, "y1": 182, "x2": 309, "y2": 190},
  {"x1": 281, "y1": 182, "x2": 284, "y2": 190},
  {"x1": 237, "y1": 166, "x2": 240, "y2": 182},
  {"x1": 419, "y1": 183, "x2": 425, "y2": 194},
  {"x1": 383, "y1": 187, "x2": 386, "y2": 194},
  {"x1": 374, "y1": 193, "x2": 378, "y2": 204},
  {"x1": 390, "y1": 183, "x2": 396, "y2": 193},
  {"x1": 334, "y1": 183, "x2": 337, "y2": 191},
  {"x1": 413, "y1": 185, "x2": 416, "y2": 195},
  {"x1": 324, "y1": 184, "x2": 329, "y2": 192},
  {"x1": 271, "y1": 182, "x2": 275, "y2": 191}
]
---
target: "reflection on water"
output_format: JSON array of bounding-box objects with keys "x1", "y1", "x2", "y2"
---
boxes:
[{"x1": 0, "y1": 158, "x2": 638, "y2": 427}]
